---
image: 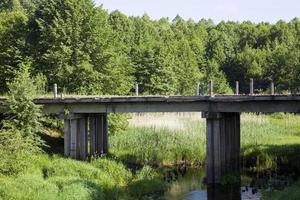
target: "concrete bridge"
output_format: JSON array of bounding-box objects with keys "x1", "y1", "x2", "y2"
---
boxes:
[{"x1": 1, "y1": 95, "x2": 300, "y2": 184}]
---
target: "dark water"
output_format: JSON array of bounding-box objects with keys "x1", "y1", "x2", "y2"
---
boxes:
[
  {"x1": 164, "y1": 168, "x2": 262, "y2": 200},
  {"x1": 164, "y1": 169, "x2": 206, "y2": 200}
]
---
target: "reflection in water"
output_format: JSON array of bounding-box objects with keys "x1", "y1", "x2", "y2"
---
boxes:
[
  {"x1": 183, "y1": 191, "x2": 207, "y2": 200},
  {"x1": 164, "y1": 168, "x2": 262, "y2": 200},
  {"x1": 207, "y1": 184, "x2": 241, "y2": 200},
  {"x1": 164, "y1": 169, "x2": 206, "y2": 200}
]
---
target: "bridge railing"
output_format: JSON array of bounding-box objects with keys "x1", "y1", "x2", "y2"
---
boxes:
[{"x1": 29, "y1": 79, "x2": 294, "y2": 99}]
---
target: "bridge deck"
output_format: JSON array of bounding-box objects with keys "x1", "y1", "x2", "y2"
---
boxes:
[{"x1": 1, "y1": 95, "x2": 300, "y2": 113}]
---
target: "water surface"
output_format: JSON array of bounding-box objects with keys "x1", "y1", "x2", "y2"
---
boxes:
[{"x1": 164, "y1": 168, "x2": 262, "y2": 200}]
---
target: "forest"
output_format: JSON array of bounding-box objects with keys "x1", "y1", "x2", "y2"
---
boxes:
[
  {"x1": 0, "y1": 0, "x2": 300, "y2": 96},
  {"x1": 1, "y1": 0, "x2": 300, "y2": 199}
]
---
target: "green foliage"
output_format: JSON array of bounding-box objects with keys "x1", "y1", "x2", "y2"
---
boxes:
[
  {"x1": 0, "y1": 129, "x2": 32, "y2": 175},
  {"x1": 0, "y1": 1, "x2": 300, "y2": 96},
  {"x1": 0, "y1": 5, "x2": 28, "y2": 94},
  {"x1": 3, "y1": 67, "x2": 43, "y2": 143},
  {"x1": 34, "y1": 73, "x2": 47, "y2": 95},
  {"x1": 108, "y1": 113, "x2": 130, "y2": 135},
  {"x1": 0, "y1": 67, "x2": 44, "y2": 175}
]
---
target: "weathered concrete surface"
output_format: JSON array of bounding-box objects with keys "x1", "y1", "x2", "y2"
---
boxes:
[
  {"x1": 89, "y1": 113, "x2": 108, "y2": 156},
  {"x1": 1, "y1": 95, "x2": 300, "y2": 114},
  {"x1": 62, "y1": 114, "x2": 88, "y2": 160},
  {"x1": 205, "y1": 112, "x2": 240, "y2": 184}
]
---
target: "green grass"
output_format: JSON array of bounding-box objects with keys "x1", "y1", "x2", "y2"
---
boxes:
[
  {"x1": 110, "y1": 120, "x2": 206, "y2": 166},
  {"x1": 241, "y1": 113, "x2": 300, "y2": 171}
]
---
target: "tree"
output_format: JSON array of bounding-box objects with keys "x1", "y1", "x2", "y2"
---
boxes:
[
  {"x1": 0, "y1": 4, "x2": 28, "y2": 94},
  {"x1": 3, "y1": 66, "x2": 43, "y2": 145},
  {"x1": 29, "y1": 0, "x2": 100, "y2": 92},
  {"x1": 0, "y1": 66, "x2": 44, "y2": 175}
]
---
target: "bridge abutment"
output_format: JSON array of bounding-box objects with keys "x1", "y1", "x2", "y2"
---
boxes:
[
  {"x1": 205, "y1": 112, "x2": 240, "y2": 184},
  {"x1": 63, "y1": 113, "x2": 108, "y2": 160}
]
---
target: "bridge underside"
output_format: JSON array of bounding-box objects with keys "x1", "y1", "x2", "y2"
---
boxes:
[{"x1": 59, "y1": 111, "x2": 241, "y2": 184}]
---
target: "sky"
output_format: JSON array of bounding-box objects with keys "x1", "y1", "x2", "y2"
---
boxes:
[{"x1": 94, "y1": 0, "x2": 299, "y2": 23}]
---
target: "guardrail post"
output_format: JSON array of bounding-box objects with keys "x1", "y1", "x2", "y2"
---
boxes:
[
  {"x1": 271, "y1": 82, "x2": 275, "y2": 95},
  {"x1": 135, "y1": 84, "x2": 139, "y2": 96},
  {"x1": 53, "y1": 84, "x2": 58, "y2": 98},
  {"x1": 209, "y1": 80, "x2": 214, "y2": 97},
  {"x1": 250, "y1": 79, "x2": 254, "y2": 95},
  {"x1": 201, "y1": 82, "x2": 205, "y2": 96},
  {"x1": 235, "y1": 81, "x2": 239, "y2": 95}
]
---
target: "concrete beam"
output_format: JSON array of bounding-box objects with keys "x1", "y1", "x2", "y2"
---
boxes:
[
  {"x1": 2, "y1": 95, "x2": 300, "y2": 114},
  {"x1": 205, "y1": 112, "x2": 240, "y2": 184}
]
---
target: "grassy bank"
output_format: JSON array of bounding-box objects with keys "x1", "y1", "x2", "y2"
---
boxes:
[{"x1": 0, "y1": 154, "x2": 166, "y2": 200}]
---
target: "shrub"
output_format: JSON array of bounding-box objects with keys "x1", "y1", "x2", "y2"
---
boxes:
[
  {"x1": 0, "y1": 67, "x2": 44, "y2": 175},
  {"x1": 2, "y1": 66, "x2": 44, "y2": 148},
  {"x1": 108, "y1": 113, "x2": 130, "y2": 135},
  {"x1": 0, "y1": 129, "x2": 33, "y2": 175}
]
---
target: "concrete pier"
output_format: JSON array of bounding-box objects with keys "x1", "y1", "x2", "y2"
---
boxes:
[
  {"x1": 89, "y1": 113, "x2": 108, "y2": 156},
  {"x1": 63, "y1": 113, "x2": 108, "y2": 160},
  {"x1": 0, "y1": 113, "x2": 4, "y2": 128},
  {"x1": 63, "y1": 114, "x2": 88, "y2": 160},
  {"x1": 205, "y1": 112, "x2": 240, "y2": 184}
]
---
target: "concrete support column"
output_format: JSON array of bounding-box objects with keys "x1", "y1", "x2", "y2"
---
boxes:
[
  {"x1": 63, "y1": 114, "x2": 88, "y2": 160},
  {"x1": 0, "y1": 113, "x2": 4, "y2": 128},
  {"x1": 205, "y1": 112, "x2": 240, "y2": 184},
  {"x1": 89, "y1": 113, "x2": 108, "y2": 156}
]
